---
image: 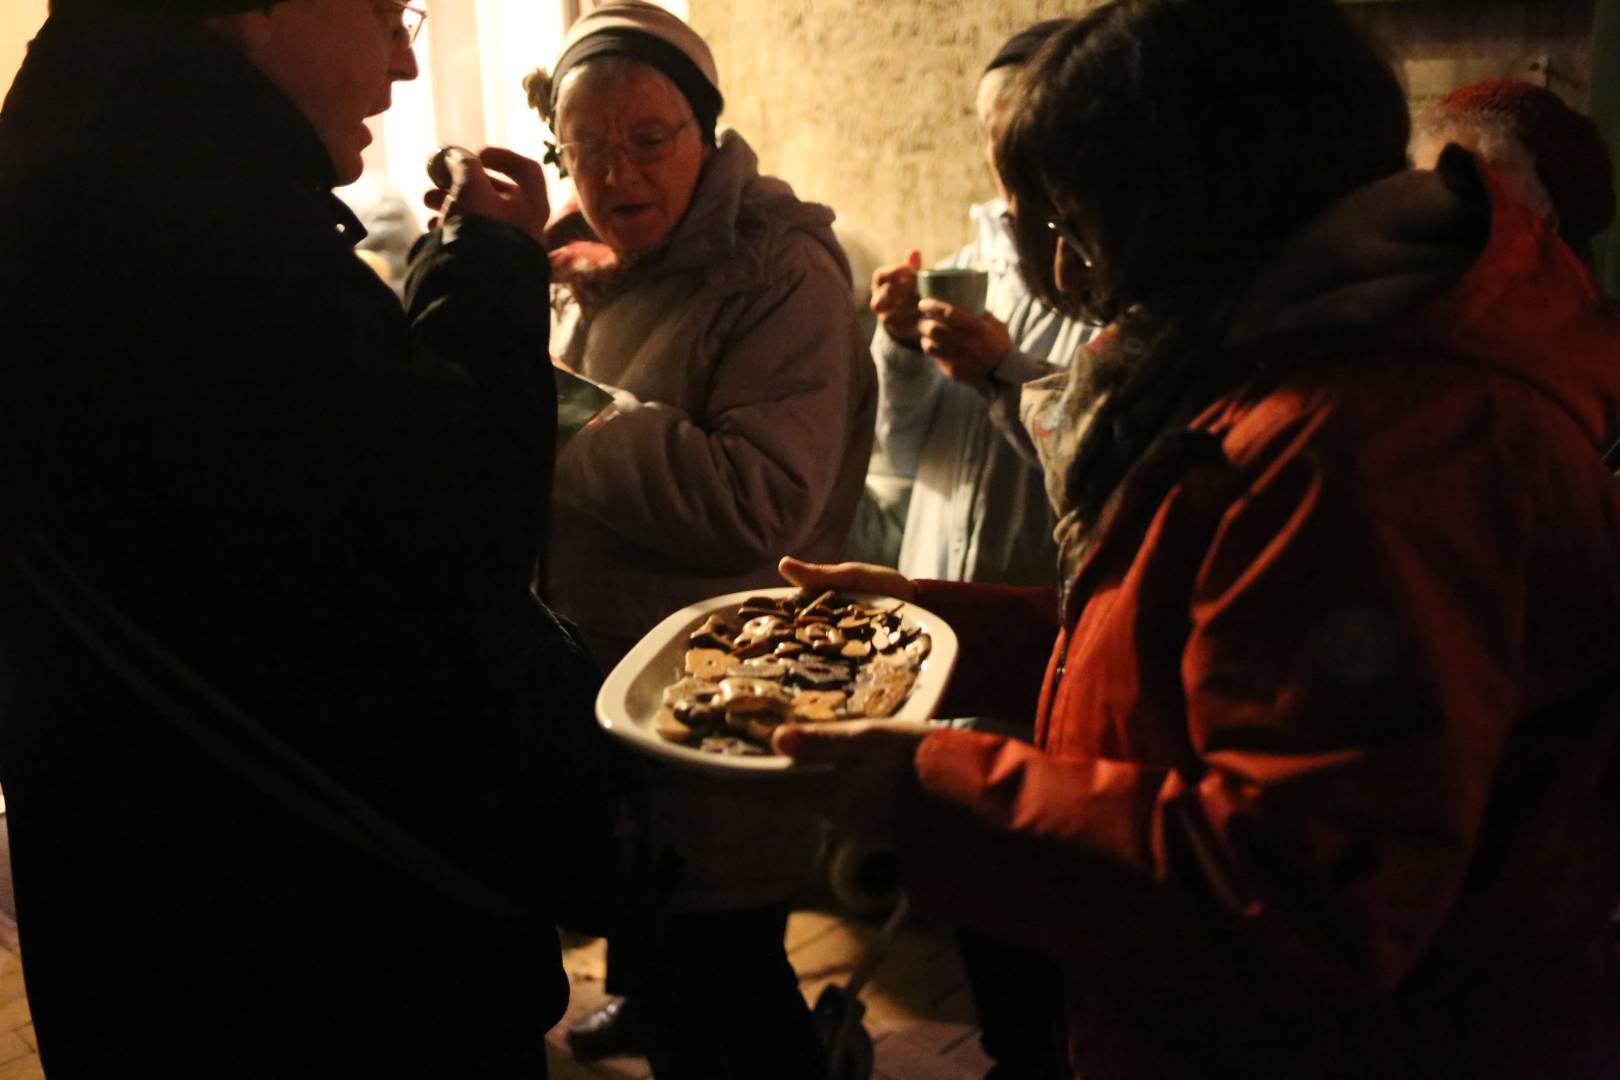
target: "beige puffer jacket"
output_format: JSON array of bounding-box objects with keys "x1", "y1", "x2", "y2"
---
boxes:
[
  {"x1": 547, "y1": 132, "x2": 872, "y2": 911},
  {"x1": 547, "y1": 131, "x2": 875, "y2": 669}
]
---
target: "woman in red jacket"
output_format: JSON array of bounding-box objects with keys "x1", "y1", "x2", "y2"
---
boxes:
[{"x1": 777, "y1": 1, "x2": 1620, "y2": 1076}]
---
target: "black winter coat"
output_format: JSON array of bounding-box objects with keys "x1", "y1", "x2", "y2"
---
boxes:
[{"x1": 0, "y1": 13, "x2": 620, "y2": 1076}]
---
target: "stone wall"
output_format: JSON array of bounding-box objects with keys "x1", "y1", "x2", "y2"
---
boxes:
[
  {"x1": 686, "y1": 0, "x2": 1099, "y2": 291},
  {"x1": 687, "y1": 0, "x2": 1598, "y2": 290}
]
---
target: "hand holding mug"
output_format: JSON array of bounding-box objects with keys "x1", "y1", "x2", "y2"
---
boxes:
[
  {"x1": 918, "y1": 300, "x2": 1013, "y2": 385},
  {"x1": 870, "y1": 249, "x2": 923, "y2": 347}
]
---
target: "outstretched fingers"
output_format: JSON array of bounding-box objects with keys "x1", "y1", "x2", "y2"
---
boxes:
[{"x1": 777, "y1": 556, "x2": 917, "y2": 601}]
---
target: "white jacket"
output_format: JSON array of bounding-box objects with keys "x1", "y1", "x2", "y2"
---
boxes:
[{"x1": 874, "y1": 199, "x2": 1095, "y2": 586}]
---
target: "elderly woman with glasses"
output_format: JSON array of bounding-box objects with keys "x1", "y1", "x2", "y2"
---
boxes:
[
  {"x1": 519, "y1": 3, "x2": 874, "y2": 1078},
  {"x1": 527, "y1": 0, "x2": 874, "y2": 686}
]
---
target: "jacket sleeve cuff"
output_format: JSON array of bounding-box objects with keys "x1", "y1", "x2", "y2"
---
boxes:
[
  {"x1": 875, "y1": 326, "x2": 927, "y2": 367},
  {"x1": 404, "y1": 214, "x2": 549, "y2": 323},
  {"x1": 990, "y1": 347, "x2": 1049, "y2": 387}
]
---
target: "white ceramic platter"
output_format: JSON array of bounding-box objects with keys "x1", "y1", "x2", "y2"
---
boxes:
[{"x1": 596, "y1": 586, "x2": 958, "y2": 776}]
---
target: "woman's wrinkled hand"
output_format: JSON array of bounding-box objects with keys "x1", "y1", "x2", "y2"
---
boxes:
[
  {"x1": 778, "y1": 556, "x2": 917, "y2": 602},
  {"x1": 423, "y1": 146, "x2": 550, "y2": 246},
  {"x1": 918, "y1": 299, "x2": 1014, "y2": 384},
  {"x1": 870, "y1": 250, "x2": 923, "y2": 347},
  {"x1": 773, "y1": 718, "x2": 935, "y2": 843}
]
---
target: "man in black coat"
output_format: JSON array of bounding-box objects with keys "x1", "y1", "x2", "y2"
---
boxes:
[{"x1": 0, "y1": 1, "x2": 622, "y2": 1073}]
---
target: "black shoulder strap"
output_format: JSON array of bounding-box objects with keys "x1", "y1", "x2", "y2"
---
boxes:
[
  {"x1": 13, "y1": 530, "x2": 529, "y2": 920},
  {"x1": 1603, "y1": 434, "x2": 1620, "y2": 475}
]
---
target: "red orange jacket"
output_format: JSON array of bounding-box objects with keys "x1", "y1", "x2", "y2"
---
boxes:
[{"x1": 899, "y1": 160, "x2": 1620, "y2": 1077}]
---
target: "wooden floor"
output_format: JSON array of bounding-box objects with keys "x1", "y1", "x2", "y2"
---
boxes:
[
  {"x1": 0, "y1": 949, "x2": 37, "y2": 1080},
  {"x1": 547, "y1": 907, "x2": 994, "y2": 1080},
  {"x1": 0, "y1": 899, "x2": 990, "y2": 1079}
]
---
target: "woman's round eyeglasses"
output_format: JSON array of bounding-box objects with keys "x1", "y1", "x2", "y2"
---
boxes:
[{"x1": 545, "y1": 119, "x2": 694, "y2": 179}]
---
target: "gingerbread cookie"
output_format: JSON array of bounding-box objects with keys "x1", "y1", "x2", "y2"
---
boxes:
[{"x1": 655, "y1": 590, "x2": 934, "y2": 754}]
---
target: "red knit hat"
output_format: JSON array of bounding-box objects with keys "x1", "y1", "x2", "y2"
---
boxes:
[{"x1": 1438, "y1": 80, "x2": 1615, "y2": 242}]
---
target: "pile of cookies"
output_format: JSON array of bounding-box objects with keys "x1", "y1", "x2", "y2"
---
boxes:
[{"x1": 655, "y1": 590, "x2": 933, "y2": 756}]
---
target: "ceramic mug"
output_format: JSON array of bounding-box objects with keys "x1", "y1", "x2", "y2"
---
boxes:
[{"x1": 916, "y1": 268, "x2": 989, "y2": 316}]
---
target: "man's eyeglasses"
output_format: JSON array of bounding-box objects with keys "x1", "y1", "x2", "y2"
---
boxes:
[
  {"x1": 377, "y1": 0, "x2": 427, "y2": 47},
  {"x1": 1047, "y1": 217, "x2": 1096, "y2": 270},
  {"x1": 545, "y1": 119, "x2": 693, "y2": 179}
]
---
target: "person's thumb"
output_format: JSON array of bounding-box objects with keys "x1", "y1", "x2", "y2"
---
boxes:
[
  {"x1": 773, "y1": 722, "x2": 853, "y2": 763},
  {"x1": 777, "y1": 555, "x2": 823, "y2": 588},
  {"x1": 906, "y1": 248, "x2": 922, "y2": 271}
]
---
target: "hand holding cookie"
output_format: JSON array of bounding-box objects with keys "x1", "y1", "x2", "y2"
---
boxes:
[{"x1": 423, "y1": 145, "x2": 550, "y2": 246}]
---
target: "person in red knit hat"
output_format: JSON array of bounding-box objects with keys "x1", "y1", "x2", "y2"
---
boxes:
[{"x1": 1412, "y1": 78, "x2": 1615, "y2": 268}]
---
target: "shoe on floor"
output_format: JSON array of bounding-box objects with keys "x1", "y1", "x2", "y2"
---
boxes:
[{"x1": 565, "y1": 996, "x2": 641, "y2": 1062}]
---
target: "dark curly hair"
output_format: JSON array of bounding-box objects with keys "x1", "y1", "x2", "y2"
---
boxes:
[{"x1": 997, "y1": 0, "x2": 1410, "y2": 325}]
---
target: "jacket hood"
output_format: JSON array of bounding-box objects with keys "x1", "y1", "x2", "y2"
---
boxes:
[
  {"x1": 657, "y1": 130, "x2": 851, "y2": 286},
  {"x1": 1230, "y1": 147, "x2": 1620, "y2": 451}
]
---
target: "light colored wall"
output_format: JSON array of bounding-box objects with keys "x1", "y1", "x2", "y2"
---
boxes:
[
  {"x1": 0, "y1": 0, "x2": 47, "y2": 103},
  {"x1": 688, "y1": 0, "x2": 1094, "y2": 278},
  {"x1": 688, "y1": 0, "x2": 1598, "y2": 280}
]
